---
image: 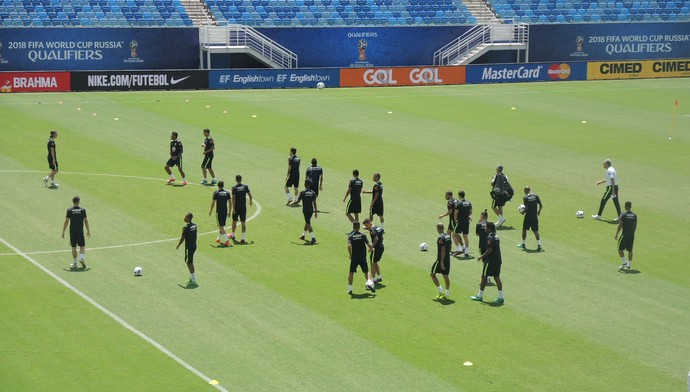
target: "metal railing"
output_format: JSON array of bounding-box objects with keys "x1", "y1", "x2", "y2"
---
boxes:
[
  {"x1": 433, "y1": 23, "x2": 529, "y2": 66},
  {"x1": 199, "y1": 25, "x2": 298, "y2": 69}
]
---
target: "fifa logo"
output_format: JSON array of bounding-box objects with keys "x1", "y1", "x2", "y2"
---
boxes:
[
  {"x1": 576, "y1": 36, "x2": 584, "y2": 52},
  {"x1": 357, "y1": 39, "x2": 368, "y2": 61},
  {"x1": 130, "y1": 40, "x2": 138, "y2": 58}
]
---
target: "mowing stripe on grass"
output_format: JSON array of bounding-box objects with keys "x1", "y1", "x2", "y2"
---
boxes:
[{"x1": 0, "y1": 236, "x2": 230, "y2": 392}]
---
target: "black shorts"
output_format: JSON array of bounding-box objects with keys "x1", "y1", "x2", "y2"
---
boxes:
[
  {"x1": 309, "y1": 185, "x2": 319, "y2": 197},
  {"x1": 349, "y1": 255, "x2": 368, "y2": 273},
  {"x1": 492, "y1": 197, "x2": 507, "y2": 208},
  {"x1": 216, "y1": 211, "x2": 228, "y2": 227},
  {"x1": 185, "y1": 245, "x2": 197, "y2": 264},
  {"x1": 370, "y1": 245, "x2": 384, "y2": 263},
  {"x1": 286, "y1": 175, "x2": 299, "y2": 187},
  {"x1": 347, "y1": 198, "x2": 361, "y2": 214},
  {"x1": 303, "y1": 210, "x2": 313, "y2": 224},
  {"x1": 455, "y1": 219, "x2": 470, "y2": 234},
  {"x1": 48, "y1": 156, "x2": 58, "y2": 170},
  {"x1": 370, "y1": 201, "x2": 384, "y2": 217},
  {"x1": 69, "y1": 233, "x2": 85, "y2": 248},
  {"x1": 482, "y1": 261, "x2": 501, "y2": 277},
  {"x1": 233, "y1": 207, "x2": 247, "y2": 222},
  {"x1": 448, "y1": 218, "x2": 457, "y2": 232},
  {"x1": 618, "y1": 235, "x2": 634, "y2": 252},
  {"x1": 166, "y1": 156, "x2": 182, "y2": 168},
  {"x1": 523, "y1": 216, "x2": 539, "y2": 232},
  {"x1": 201, "y1": 154, "x2": 214, "y2": 169},
  {"x1": 431, "y1": 258, "x2": 450, "y2": 275}
]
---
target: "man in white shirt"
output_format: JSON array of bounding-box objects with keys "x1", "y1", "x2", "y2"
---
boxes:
[{"x1": 592, "y1": 159, "x2": 621, "y2": 221}]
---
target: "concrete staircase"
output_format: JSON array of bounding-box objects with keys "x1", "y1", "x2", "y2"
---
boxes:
[{"x1": 180, "y1": 0, "x2": 215, "y2": 26}]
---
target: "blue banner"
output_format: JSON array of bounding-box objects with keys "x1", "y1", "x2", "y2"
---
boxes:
[
  {"x1": 529, "y1": 23, "x2": 690, "y2": 62},
  {"x1": 210, "y1": 69, "x2": 340, "y2": 89},
  {"x1": 466, "y1": 62, "x2": 587, "y2": 84},
  {"x1": 256, "y1": 26, "x2": 471, "y2": 68},
  {"x1": 0, "y1": 28, "x2": 199, "y2": 71}
]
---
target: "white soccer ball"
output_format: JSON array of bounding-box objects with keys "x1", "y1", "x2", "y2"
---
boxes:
[
  {"x1": 420, "y1": 242, "x2": 429, "y2": 251},
  {"x1": 316, "y1": 82, "x2": 325, "y2": 90},
  {"x1": 518, "y1": 204, "x2": 525, "y2": 214},
  {"x1": 133, "y1": 266, "x2": 143, "y2": 276},
  {"x1": 576, "y1": 210, "x2": 584, "y2": 218}
]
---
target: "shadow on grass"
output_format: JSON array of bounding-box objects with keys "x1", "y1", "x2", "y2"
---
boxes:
[
  {"x1": 291, "y1": 241, "x2": 317, "y2": 246},
  {"x1": 232, "y1": 239, "x2": 255, "y2": 246},
  {"x1": 64, "y1": 267, "x2": 91, "y2": 272},
  {"x1": 524, "y1": 248, "x2": 545, "y2": 254},
  {"x1": 432, "y1": 298, "x2": 456, "y2": 305},
  {"x1": 349, "y1": 293, "x2": 376, "y2": 299},
  {"x1": 618, "y1": 269, "x2": 642, "y2": 274},
  {"x1": 453, "y1": 254, "x2": 475, "y2": 260},
  {"x1": 177, "y1": 283, "x2": 199, "y2": 290},
  {"x1": 496, "y1": 225, "x2": 515, "y2": 231},
  {"x1": 210, "y1": 244, "x2": 233, "y2": 249},
  {"x1": 477, "y1": 300, "x2": 505, "y2": 307}
]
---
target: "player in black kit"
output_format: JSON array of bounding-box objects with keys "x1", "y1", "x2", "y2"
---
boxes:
[
  {"x1": 164, "y1": 131, "x2": 187, "y2": 186},
  {"x1": 232, "y1": 174, "x2": 253, "y2": 243},
  {"x1": 176, "y1": 212, "x2": 198, "y2": 287},
  {"x1": 363, "y1": 218, "x2": 384, "y2": 284},
  {"x1": 615, "y1": 201, "x2": 637, "y2": 271},
  {"x1": 44, "y1": 130, "x2": 59, "y2": 188},
  {"x1": 430, "y1": 223, "x2": 452, "y2": 300},
  {"x1": 455, "y1": 190, "x2": 473, "y2": 257},
  {"x1": 292, "y1": 179, "x2": 318, "y2": 244},
  {"x1": 200, "y1": 128, "x2": 217, "y2": 185},
  {"x1": 347, "y1": 220, "x2": 375, "y2": 294},
  {"x1": 305, "y1": 158, "x2": 324, "y2": 196},
  {"x1": 363, "y1": 173, "x2": 384, "y2": 231},
  {"x1": 209, "y1": 181, "x2": 232, "y2": 246},
  {"x1": 472, "y1": 222, "x2": 505, "y2": 304},
  {"x1": 343, "y1": 169, "x2": 364, "y2": 223},
  {"x1": 517, "y1": 186, "x2": 543, "y2": 251},
  {"x1": 285, "y1": 147, "x2": 300, "y2": 204},
  {"x1": 61, "y1": 196, "x2": 91, "y2": 269},
  {"x1": 438, "y1": 191, "x2": 462, "y2": 252}
]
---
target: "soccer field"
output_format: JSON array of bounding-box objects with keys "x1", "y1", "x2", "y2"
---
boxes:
[{"x1": 1, "y1": 79, "x2": 689, "y2": 391}]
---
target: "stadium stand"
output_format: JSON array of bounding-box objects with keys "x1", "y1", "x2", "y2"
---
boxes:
[{"x1": 0, "y1": 0, "x2": 688, "y2": 26}]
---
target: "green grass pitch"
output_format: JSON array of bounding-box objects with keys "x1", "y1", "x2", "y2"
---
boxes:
[{"x1": 1, "y1": 78, "x2": 689, "y2": 391}]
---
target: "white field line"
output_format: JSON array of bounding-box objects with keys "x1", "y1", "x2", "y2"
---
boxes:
[
  {"x1": 0, "y1": 236, "x2": 229, "y2": 392},
  {"x1": 0, "y1": 170, "x2": 261, "y2": 256}
]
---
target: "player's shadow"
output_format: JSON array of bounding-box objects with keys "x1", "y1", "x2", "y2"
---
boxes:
[
  {"x1": 496, "y1": 225, "x2": 515, "y2": 231},
  {"x1": 316, "y1": 210, "x2": 329, "y2": 214},
  {"x1": 524, "y1": 248, "x2": 545, "y2": 254},
  {"x1": 618, "y1": 269, "x2": 641, "y2": 274},
  {"x1": 232, "y1": 240, "x2": 255, "y2": 246},
  {"x1": 167, "y1": 183, "x2": 186, "y2": 188},
  {"x1": 210, "y1": 244, "x2": 233, "y2": 249},
  {"x1": 178, "y1": 284, "x2": 199, "y2": 290},
  {"x1": 349, "y1": 293, "x2": 376, "y2": 299},
  {"x1": 453, "y1": 254, "x2": 474, "y2": 260},
  {"x1": 288, "y1": 203, "x2": 301, "y2": 208},
  {"x1": 374, "y1": 283, "x2": 387, "y2": 289},
  {"x1": 606, "y1": 220, "x2": 619, "y2": 225},
  {"x1": 485, "y1": 301, "x2": 505, "y2": 308},
  {"x1": 291, "y1": 241, "x2": 317, "y2": 246},
  {"x1": 64, "y1": 267, "x2": 91, "y2": 272},
  {"x1": 433, "y1": 298, "x2": 456, "y2": 305}
]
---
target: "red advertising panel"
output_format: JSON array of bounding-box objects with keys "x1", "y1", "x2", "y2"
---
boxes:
[
  {"x1": 340, "y1": 66, "x2": 465, "y2": 87},
  {"x1": 0, "y1": 72, "x2": 71, "y2": 93}
]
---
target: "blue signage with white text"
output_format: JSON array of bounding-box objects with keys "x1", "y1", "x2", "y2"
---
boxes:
[
  {"x1": 210, "y1": 69, "x2": 340, "y2": 89},
  {"x1": 466, "y1": 62, "x2": 587, "y2": 84},
  {"x1": 0, "y1": 28, "x2": 199, "y2": 71},
  {"x1": 529, "y1": 23, "x2": 690, "y2": 62}
]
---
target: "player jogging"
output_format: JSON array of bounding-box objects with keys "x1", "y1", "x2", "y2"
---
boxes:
[
  {"x1": 209, "y1": 181, "x2": 231, "y2": 246},
  {"x1": 292, "y1": 179, "x2": 318, "y2": 244},
  {"x1": 343, "y1": 169, "x2": 364, "y2": 223},
  {"x1": 164, "y1": 131, "x2": 187, "y2": 186},
  {"x1": 472, "y1": 222, "x2": 505, "y2": 304},
  {"x1": 347, "y1": 220, "x2": 376, "y2": 295},
  {"x1": 615, "y1": 201, "x2": 637, "y2": 271},
  {"x1": 305, "y1": 158, "x2": 324, "y2": 197},
  {"x1": 455, "y1": 190, "x2": 472, "y2": 257},
  {"x1": 517, "y1": 186, "x2": 543, "y2": 251},
  {"x1": 176, "y1": 212, "x2": 198, "y2": 287},
  {"x1": 44, "y1": 130, "x2": 59, "y2": 188},
  {"x1": 200, "y1": 128, "x2": 217, "y2": 185},
  {"x1": 430, "y1": 223, "x2": 452, "y2": 300},
  {"x1": 363, "y1": 218, "x2": 384, "y2": 284},
  {"x1": 592, "y1": 159, "x2": 621, "y2": 221},
  {"x1": 61, "y1": 196, "x2": 90, "y2": 269},
  {"x1": 363, "y1": 173, "x2": 384, "y2": 231},
  {"x1": 231, "y1": 174, "x2": 253, "y2": 243},
  {"x1": 285, "y1": 147, "x2": 300, "y2": 204}
]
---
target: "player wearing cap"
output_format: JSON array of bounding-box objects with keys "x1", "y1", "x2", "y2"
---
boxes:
[{"x1": 592, "y1": 159, "x2": 621, "y2": 221}]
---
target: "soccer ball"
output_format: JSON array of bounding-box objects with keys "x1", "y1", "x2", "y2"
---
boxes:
[
  {"x1": 420, "y1": 242, "x2": 429, "y2": 251},
  {"x1": 576, "y1": 210, "x2": 584, "y2": 218},
  {"x1": 133, "y1": 266, "x2": 143, "y2": 276},
  {"x1": 316, "y1": 82, "x2": 325, "y2": 90},
  {"x1": 518, "y1": 204, "x2": 525, "y2": 214}
]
